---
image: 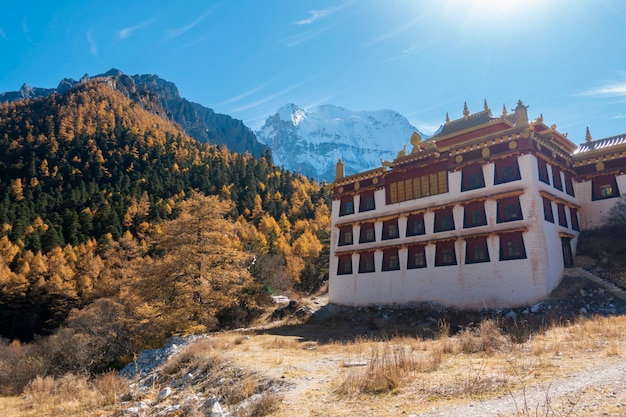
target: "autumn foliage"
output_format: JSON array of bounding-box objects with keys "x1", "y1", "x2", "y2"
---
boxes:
[{"x1": 0, "y1": 80, "x2": 331, "y2": 391}]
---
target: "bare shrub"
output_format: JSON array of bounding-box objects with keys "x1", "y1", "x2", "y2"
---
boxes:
[
  {"x1": 95, "y1": 370, "x2": 130, "y2": 405},
  {"x1": 0, "y1": 339, "x2": 48, "y2": 395},
  {"x1": 417, "y1": 344, "x2": 445, "y2": 372},
  {"x1": 336, "y1": 345, "x2": 416, "y2": 396},
  {"x1": 457, "y1": 319, "x2": 510, "y2": 354},
  {"x1": 222, "y1": 376, "x2": 257, "y2": 405},
  {"x1": 23, "y1": 373, "x2": 97, "y2": 413},
  {"x1": 244, "y1": 392, "x2": 283, "y2": 417}
]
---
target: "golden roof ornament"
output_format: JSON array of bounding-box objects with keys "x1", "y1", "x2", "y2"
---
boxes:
[
  {"x1": 410, "y1": 131, "x2": 422, "y2": 153},
  {"x1": 463, "y1": 102, "x2": 470, "y2": 120},
  {"x1": 537, "y1": 113, "x2": 543, "y2": 123},
  {"x1": 335, "y1": 158, "x2": 345, "y2": 180},
  {"x1": 483, "y1": 99, "x2": 489, "y2": 111},
  {"x1": 397, "y1": 144, "x2": 407, "y2": 158},
  {"x1": 585, "y1": 127, "x2": 592, "y2": 143},
  {"x1": 502, "y1": 103, "x2": 508, "y2": 116},
  {"x1": 514, "y1": 100, "x2": 529, "y2": 128},
  {"x1": 445, "y1": 112, "x2": 450, "y2": 125}
]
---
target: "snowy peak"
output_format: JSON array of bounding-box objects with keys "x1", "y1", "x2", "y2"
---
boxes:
[
  {"x1": 257, "y1": 104, "x2": 423, "y2": 182},
  {"x1": 277, "y1": 103, "x2": 306, "y2": 125}
]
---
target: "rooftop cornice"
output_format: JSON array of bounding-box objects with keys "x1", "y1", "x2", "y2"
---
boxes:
[
  {"x1": 333, "y1": 166, "x2": 386, "y2": 187},
  {"x1": 573, "y1": 133, "x2": 626, "y2": 159}
]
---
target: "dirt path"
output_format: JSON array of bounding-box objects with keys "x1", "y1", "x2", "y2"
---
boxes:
[{"x1": 419, "y1": 356, "x2": 626, "y2": 416}]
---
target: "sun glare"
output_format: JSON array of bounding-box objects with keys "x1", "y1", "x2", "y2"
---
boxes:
[
  {"x1": 471, "y1": 0, "x2": 537, "y2": 15},
  {"x1": 436, "y1": 0, "x2": 550, "y2": 33}
]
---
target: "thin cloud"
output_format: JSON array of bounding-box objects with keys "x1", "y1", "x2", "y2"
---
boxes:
[
  {"x1": 219, "y1": 74, "x2": 286, "y2": 106},
  {"x1": 87, "y1": 30, "x2": 97, "y2": 56},
  {"x1": 614, "y1": 113, "x2": 626, "y2": 119},
  {"x1": 166, "y1": 8, "x2": 213, "y2": 39},
  {"x1": 366, "y1": 15, "x2": 422, "y2": 46},
  {"x1": 295, "y1": 9, "x2": 332, "y2": 25},
  {"x1": 229, "y1": 79, "x2": 311, "y2": 113},
  {"x1": 384, "y1": 45, "x2": 420, "y2": 62},
  {"x1": 294, "y1": 4, "x2": 349, "y2": 25},
  {"x1": 580, "y1": 78, "x2": 626, "y2": 97},
  {"x1": 0, "y1": 28, "x2": 6, "y2": 40},
  {"x1": 22, "y1": 20, "x2": 33, "y2": 43},
  {"x1": 116, "y1": 17, "x2": 157, "y2": 40},
  {"x1": 284, "y1": 24, "x2": 333, "y2": 47}
]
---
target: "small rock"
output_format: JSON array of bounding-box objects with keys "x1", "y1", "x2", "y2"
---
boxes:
[
  {"x1": 157, "y1": 387, "x2": 172, "y2": 401},
  {"x1": 505, "y1": 310, "x2": 518, "y2": 320},
  {"x1": 156, "y1": 404, "x2": 180, "y2": 417},
  {"x1": 530, "y1": 302, "x2": 542, "y2": 313},
  {"x1": 580, "y1": 307, "x2": 588, "y2": 314}
]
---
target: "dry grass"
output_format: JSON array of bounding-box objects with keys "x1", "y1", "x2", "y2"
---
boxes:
[
  {"x1": 2, "y1": 310, "x2": 626, "y2": 417},
  {"x1": 0, "y1": 372, "x2": 129, "y2": 417},
  {"x1": 335, "y1": 345, "x2": 417, "y2": 396}
]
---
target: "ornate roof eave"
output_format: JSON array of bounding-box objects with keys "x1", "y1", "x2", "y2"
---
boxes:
[
  {"x1": 391, "y1": 146, "x2": 440, "y2": 167},
  {"x1": 572, "y1": 143, "x2": 626, "y2": 162},
  {"x1": 533, "y1": 123, "x2": 578, "y2": 154},
  {"x1": 333, "y1": 166, "x2": 387, "y2": 188},
  {"x1": 432, "y1": 116, "x2": 515, "y2": 146},
  {"x1": 572, "y1": 133, "x2": 626, "y2": 161}
]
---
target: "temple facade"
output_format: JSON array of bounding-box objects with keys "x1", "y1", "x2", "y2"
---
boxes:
[{"x1": 328, "y1": 100, "x2": 626, "y2": 309}]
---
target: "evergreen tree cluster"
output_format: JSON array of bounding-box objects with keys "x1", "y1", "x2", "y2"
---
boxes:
[{"x1": 0, "y1": 80, "x2": 327, "y2": 253}]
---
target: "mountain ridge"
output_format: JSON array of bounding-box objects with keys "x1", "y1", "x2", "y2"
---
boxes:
[{"x1": 0, "y1": 69, "x2": 268, "y2": 157}]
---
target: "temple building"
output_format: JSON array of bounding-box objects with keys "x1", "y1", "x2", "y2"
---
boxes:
[{"x1": 328, "y1": 100, "x2": 626, "y2": 309}]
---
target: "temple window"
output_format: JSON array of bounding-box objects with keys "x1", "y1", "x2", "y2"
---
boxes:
[
  {"x1": 570, "y1": 207, "x2": 580, "y2": 231},
  {"x1": 499, "y1": 231, "x2": 527, "y2": 261},
  {"x1": 564, "y1": 172, "x2": 575, "y2": 197},
  {"x1": 494, "y1": 156, "x2": 521, "y2": 184},
  {"x1": 382, "y1": 218, "x2": 400, "y2": 240},
  {"x1": 463, "y1": 201, "x2": 487, "y2": 228},
  {"x1": 382, "y1": 248, "x2": 400, "y2": 271},
  {"x1": 592, "y1": 174, "x2": 620, "y2": 200},
  {"x1": 406, "y1": 213, "x2": 425, "y2": 236},
  {"x1": 434, "y1": 206, "x2": 455, "y2": 232},
  {"x1": 359, "y1": 222, "x2": 376, "y2": 243},
  {"x1": 358, "y1": 252, "x2": 376, "y2": 273},
  {"x1": 359, "y1": 190, "x2": 376, "y2": 212},
  {"x1": 465, "y1": 236, "x2": 490, "y2": 264},
  {"x1": 337, "y1": 254, "x2": 352, "y2": 275},
  {"x1": 339, "y1": 196, "x2": 354, "y2": 216},
  {"x1": 557, "y1": 203, "x2": 568, "y2": 228},
  {"x1": 407, "y1": 244, "x2": 427, "y2": 269},
  {"x1": 338, "y1": 225, "x2": 353, "y2": 246},
  {"x1": 387, "y1": 170, "x2": 448, "y2": 204},
  {"x1": 537, "y1": 157, "x2": 550, "y2": 184},
  {"x1": 496, "y1": 196, "x2": 523, "y2": 223},
  {"x1": 542, "y1": 197, "x2": 554, "y2": 223},
  {"x1": 552, "y1": 165, "x2": 563, "y2": 191},
  {"x1": 461, "y1": 164, "x2": 485, "y2": 191},
  {"x1": 435, "y1": 240, "x2": 457, "y2": 266}
]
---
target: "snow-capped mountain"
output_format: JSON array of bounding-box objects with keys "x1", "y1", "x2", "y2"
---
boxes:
[{"x1": 256, "y1": 104, "x2": 424, "y2": 182}]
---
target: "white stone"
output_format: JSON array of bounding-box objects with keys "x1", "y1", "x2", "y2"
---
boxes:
[{"x1": 157, "y1": 387, "x2": 172, "y2": 401}]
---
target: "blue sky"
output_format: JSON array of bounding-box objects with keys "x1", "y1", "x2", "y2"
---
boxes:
[{"x1": 1, "y1": 0, "x2": 625, "y2": 142}]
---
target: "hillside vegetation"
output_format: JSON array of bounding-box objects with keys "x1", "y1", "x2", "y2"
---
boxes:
[{"x1": 0, "y1": 81, "x2": 330, "y2": 394}]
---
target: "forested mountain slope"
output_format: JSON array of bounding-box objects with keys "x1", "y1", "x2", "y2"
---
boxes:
[
  {"x1": 0, "y1": 69, "x2": 268, "y2": 157},
  {"x1": 0, "y1": 80, "x2": 330, "y2": 354}
]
